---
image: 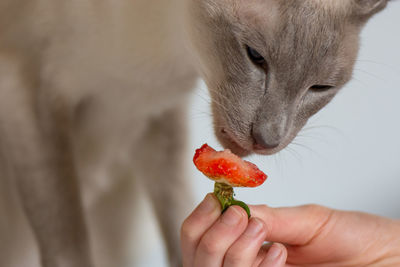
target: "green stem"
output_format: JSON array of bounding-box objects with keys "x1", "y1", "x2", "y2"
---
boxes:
[{"x1": 213, "y1": 182, "x2": 251, "y2": 217}]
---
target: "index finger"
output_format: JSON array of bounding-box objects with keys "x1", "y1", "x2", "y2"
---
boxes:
[{"x1": 181, "y1": 194, "x2": 221, "y2": 267}]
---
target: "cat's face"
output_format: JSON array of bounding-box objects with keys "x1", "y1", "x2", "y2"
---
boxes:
[{"x1": 186, "y1": 0, "x2": 389, "y2": 156}]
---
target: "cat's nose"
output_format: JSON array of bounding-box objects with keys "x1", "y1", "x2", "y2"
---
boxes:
[
  {"x1": 252, "y1": 121, "x2": 284, "y2": 150},
  {"x1": 252, "y1": 131, "x2": 280, "y2": 150}
]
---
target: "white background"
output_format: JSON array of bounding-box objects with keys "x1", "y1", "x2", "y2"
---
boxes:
[{"x1": 136, "y1": 2, "x2": 400, "y2": 266}]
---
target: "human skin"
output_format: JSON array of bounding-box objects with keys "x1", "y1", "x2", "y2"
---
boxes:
[{"x1": 180, "y1": 194, "x2": 400, "y2": 267}]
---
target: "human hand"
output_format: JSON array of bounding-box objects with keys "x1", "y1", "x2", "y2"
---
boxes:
[
  {"x1": 180, "y1": 193, "x2": 287, "y2": 267},
  {"x1": 181, "y1": 194, "x2": 400, "y2": 267},
  {"x1": 251, "y1": 203, "x2": 400, "y2": 266}
]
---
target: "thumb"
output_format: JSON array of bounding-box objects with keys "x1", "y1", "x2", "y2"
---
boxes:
[{"x1": 250, "y1": 204, "x2": 334, "y2": 245}]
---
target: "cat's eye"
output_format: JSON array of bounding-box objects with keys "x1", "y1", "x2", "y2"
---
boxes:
[
  {"x1": 246, "y1": 46, "x2": 265, "y2": 65},
  {"x1": 310, "y1": 85, "x2": 334, "y2": 92}
]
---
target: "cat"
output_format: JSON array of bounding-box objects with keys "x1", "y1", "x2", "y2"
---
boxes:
[{"x1": 0, "y1": 0, "x2": 390, "y2": 266}]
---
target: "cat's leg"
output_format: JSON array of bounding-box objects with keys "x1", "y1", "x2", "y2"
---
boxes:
[
  {"x1": 135, "y1": 104, "x2": 194, "y2": 267},
  {"x1": 84, "y1": 167, "x2": 143, "y2": 267},
  {"x1": 0, "y1": 151, "x2": 40, "y2": 267},
  {"x1": 0, "y1": 58, "x2": 92, "y2": 267}
]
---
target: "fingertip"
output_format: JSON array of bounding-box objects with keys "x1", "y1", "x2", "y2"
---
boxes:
[
  {"x1": 197, "y1": 193, "x2": 220, "y2": 214},
  {"x1": 231, "y1": 204, "x2": 250, "y2": 218},
  {"x1": 273, "y1": 243, "x2": 287, "y2": 258},
  {"x1": 260, "y1": 243, "x2": 287, "y2": 267},
  {"x1": 244, "y1": 217, "x2": 266, "y2": 238},
  {"x1": 220, "y1": 205, "x2": 248, "y2": 226}
]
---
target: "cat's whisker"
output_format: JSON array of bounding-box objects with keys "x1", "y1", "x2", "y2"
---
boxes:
[
  {"x1": 302, "y1": 124, "x2": 344, "y2": 137},
  {"x1": 207, "y1": 87, "x2": 236, "y2": 108},
  {"x1": 295, "y1": 134, "x2": 332, "y2": 146},
  {"x1": 356, "y1": 59, "x2": 399, "y2": 73},
  {"x1": 350, "y1": 77, "x2": 369, "y2": 87},
  {"x1": 194, "y1": 91, "x2": 212, "y2": 104},
  {"x1": 354, "y1": 68, "x2": 385, "y2": 81},
  {"x1": 199, "y1": 90, "x2": 230, "y2": 114},
  {"x1": 290, "y1": 141, "x2": 320, "y2": 158},
  {"x1": 296, "y1": 129, "x2": 330, "y2": 144},
  {"x1": 283, "y1": 145, "x2": 302, "y2": 165}
]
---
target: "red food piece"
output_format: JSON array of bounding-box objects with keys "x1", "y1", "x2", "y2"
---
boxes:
[{"x1": 193, "y1": 144, "x2": 267, "y2": 187}]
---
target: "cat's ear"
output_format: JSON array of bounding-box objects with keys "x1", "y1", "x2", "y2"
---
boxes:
[{"x1": 353, "y1": 0, "x2": 389, "y2": 19}]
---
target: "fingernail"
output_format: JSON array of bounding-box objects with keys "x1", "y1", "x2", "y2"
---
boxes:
[
  {"x1": 244, "y1": 218, "x2": 264, "y2": 237},
  {"x1": 267, "y1": 243, "x2": 282, "y2": 261},
  {"x1": 197, "y1": 194, "x2": 218, "y2": 214},
  {"x1": 221, "y1": 206, "x2": 243, "y2": 226}
]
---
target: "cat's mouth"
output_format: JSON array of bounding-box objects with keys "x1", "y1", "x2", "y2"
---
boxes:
[
  {"x1": 217, "y1": 127, "x2": 284, "y2": 157},
  {"x1": 216, "y1": 128, "x2": 283, "y2": 157},
  {"x1": 217, "y1": 128, "x2": 251, "y2": 156}
]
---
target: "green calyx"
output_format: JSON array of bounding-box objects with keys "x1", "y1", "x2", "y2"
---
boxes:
[{"x1": 213, "y1": 182, "x2": 251, "y2": 218}]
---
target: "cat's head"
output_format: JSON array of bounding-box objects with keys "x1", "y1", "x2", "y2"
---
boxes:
[{"x1": 186, "y1": 0, "x2": 389, "y2": 156}]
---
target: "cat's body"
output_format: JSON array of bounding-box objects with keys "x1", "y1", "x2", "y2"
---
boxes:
[
  {"x1": 0, "y1": 0, "x2": 390, "y2": 266},
  {"x1": 0, "y1": 1, "x2": 196, "y2": 266}
]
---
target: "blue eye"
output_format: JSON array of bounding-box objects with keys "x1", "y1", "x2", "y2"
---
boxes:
[{"x1": 246, "y1": 46, "x2": 265, "y2": 65}]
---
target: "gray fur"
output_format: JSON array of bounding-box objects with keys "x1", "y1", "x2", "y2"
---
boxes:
[
  {"x1": 186, "y1": 0, "x2": 390, "y2": 156},
  {"x1": 0, "y1": 0, "x2": 390, "y2": 267}
]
